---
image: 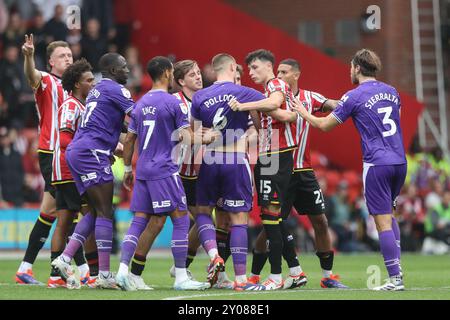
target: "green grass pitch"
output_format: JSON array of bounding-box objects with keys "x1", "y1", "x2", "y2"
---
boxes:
[{"x1": 1, "y1": 253, "x2": 450, "y2": 300}]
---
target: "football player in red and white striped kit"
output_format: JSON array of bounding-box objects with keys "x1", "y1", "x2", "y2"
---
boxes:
[
  {"x1": 16, "y1": 35, "x2": 72, "y2": 285},
  {"x1": 249, "y1": 58, "x2": 348, "y2": 289},
  {"x1": 229, "y1": 49, "x2": 299, "y2": 290},
  {"x1": 47, "y1": 59, "x2": 97, "y2": 289}
]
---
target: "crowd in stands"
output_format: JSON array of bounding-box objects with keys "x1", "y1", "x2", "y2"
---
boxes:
[{"x1": 1, "y1": 1, "x2": 450, "y2": 254}]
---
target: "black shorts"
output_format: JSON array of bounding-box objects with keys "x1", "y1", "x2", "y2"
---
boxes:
[
  {"x1": 281, "y1": 170, "x2": 326, "y2": 219},
  {"x1": 254, "y1": 150, "x2": 293, "y2": 208},
  {"x1": 181, "y1": 175, "x2": 197, "y2": 207},
  {"x1": 55, "y1": 182, "x2": 87, "y2": 212},
  {"x1": 38, "y1": 152, "x2": 56, "y2": 198}
]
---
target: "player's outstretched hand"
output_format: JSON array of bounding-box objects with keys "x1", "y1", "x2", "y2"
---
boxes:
[
  {"x1": 228, "y1": 98, "x2": 241, "y2": 111},
  {"x1": 22, "y1": 34, "x2": 35, "y2": 57},
  {"x1": 291, "y1": 97, "x2": 307, "y2": 117},
  {"x1": 123, "y1": 172, "x2": 134, "y2": 191}
]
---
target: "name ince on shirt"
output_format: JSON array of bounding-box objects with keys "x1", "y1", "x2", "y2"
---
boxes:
[
  {"x1": 142, "y1": 106, "x2": 157, "y2": 116},
  {"x1": 365, "y1": 92, "x2": 398, "y2": 109},
  {"x1": 204, "y1": 94, "x2": 236, "y2": 108}
]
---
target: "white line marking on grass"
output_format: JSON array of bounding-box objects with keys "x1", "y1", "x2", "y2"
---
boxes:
[{"x1": 163, "y1": 287, "x2": 450, "y2": 300}]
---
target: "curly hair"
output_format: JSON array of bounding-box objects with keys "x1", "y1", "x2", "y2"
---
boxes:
[{"x1": 61, "y1": 58, "x2": 92, "y2": 92}]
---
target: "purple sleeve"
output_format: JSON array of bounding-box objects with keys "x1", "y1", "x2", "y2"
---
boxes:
[
  {"x1": 173, "y1": 100, "x2": 190, "y2": 130},
  {"x1": 246, "y1": 87, "x2": 265, "y2": 102},
  {"x1": 128, "y1": 108, "x2": 138, "y2": 134},
  {"x1": 114, "y1": 85, "x2": 135, "y2": 115},
  {"x1": 332, "y1": 92, "x2": 355, "y2": 124}
]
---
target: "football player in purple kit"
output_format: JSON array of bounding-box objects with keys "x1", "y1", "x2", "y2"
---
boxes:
[
  {"x1": 52, "y1": 53, "x2": 134, "y2": 289},
  {"x1": 190, "y1": 53, "x2": 267, "y2": 291},
  {"x1": 115, "y1": 56, "x2": 211, "y2": 291},
  {"x1": 292, "y1": 49, "x2": 407, "y2": 291}
]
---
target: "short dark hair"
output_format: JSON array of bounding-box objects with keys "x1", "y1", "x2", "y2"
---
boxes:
[
  {"x1": 351, "y1": 49, "x2": 382, "y2": 77},
  {"x1": 98, "y1": 52, "x2": 123, "y2": 73},
  {"x1": 174, "y1": 60, "x2": 198, "y2": 86},
  {"x1": 245, "y1": 49, "x2": 275, "y2": 66},
  {"x1": 279, "y1": 58, "x2": 300, "y2": 72},
  {"x1": 147, "y1": 56, "x2": 173, "y2": 81},
  {"x1": 61, "y1": 58, "x2": 92, "y2": 92},
  {"x1": 46, "y1": 41, "x2": 69, "y2": 69}
]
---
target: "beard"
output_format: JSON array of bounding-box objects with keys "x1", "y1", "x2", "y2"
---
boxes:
[{"x1": 351, "y1": 72, "x2": 359, "y2": 85}]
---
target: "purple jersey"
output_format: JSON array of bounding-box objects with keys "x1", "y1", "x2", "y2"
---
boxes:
[
  {"x1": 72, "y1": 78, "x2": 134, "y2": 154},
  {"x1": 191, "y1": 81, "x2": 264, "y2": 145},
  {"x1": 128, "y1": 89, "x2": 190, "y2": 180},
  {"x1": 332, "y1": 80, "x2": 406, "y2": 166}
]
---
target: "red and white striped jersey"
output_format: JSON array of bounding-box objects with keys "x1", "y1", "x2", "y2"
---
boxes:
[
  {"x1": 259, "y1": 78, "x2": 297, "y2": 155},
  {"x1": 293, "y1": 89, "x2": 327, "y2": 170},
  {"x1": 34, "y1": 72, "x2": 68, "y2": 153},
  {"x1": 173, "y1": 91, "x2": 197, "y2": 177},
  {"x1": 52, "y1": 96, "x2": 86, "y2": 183}
]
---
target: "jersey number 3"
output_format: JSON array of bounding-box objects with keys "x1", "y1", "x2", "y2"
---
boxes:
[{"x1": 378, "y1": 106, "x2": 397, "y2": 137}]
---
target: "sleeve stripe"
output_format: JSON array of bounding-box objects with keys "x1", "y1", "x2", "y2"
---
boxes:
[
  {"x1": 177, "y1": 124, "x2": 190, "y2": 131},
  {"x1": 128, "y1": 128, "x2": 137, "y2": 134},
  {"x1": 125, "y1": 106, "x2": 134, "y2": 114},
  {"x1": 331, "y1": 112, "x2": 343, "y2": 124}
]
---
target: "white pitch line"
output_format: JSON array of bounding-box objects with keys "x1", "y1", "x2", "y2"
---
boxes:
[{"x1": 163, "y1": 287, "x2": 450, "y2": 300}]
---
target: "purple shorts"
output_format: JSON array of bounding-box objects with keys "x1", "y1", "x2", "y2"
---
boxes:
[
  {"x1": 130, "y1": 173, "x2": 187, "y2": 215},
  {"x1": 196, "y1": 151, "x2": 253, "y2": 213},
  {"x1": 65, "y1": 147, "x2": 113, "y2": 195},
  {"x1": 363, "y1": 163, "x2": 407, "y2": 215}
]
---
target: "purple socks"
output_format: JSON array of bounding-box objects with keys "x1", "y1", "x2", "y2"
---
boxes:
[
  {"x1": 120, "y1": 216, "x2": 148, "y2": 265},
  {"x1": 171, "y1": 214, "x2": 190, "y2": 268},
  {"x1": 64, "y1": 212, "x2": 95, "y2": 259},
  {"x1": 230, "y1": 224, "x2": 248, "y2": 276},
  {"x1": 195, "y1": 214, "x2": 217, "y2": 254},
  {"x1": 391, "y1": 217, "x2": 401, "y2": 260},
  {"x1": 379, "y1": 230, "x2": 401, "y2": 277},
  {"x1": 95, "y1": 217, "x2": 113, "y2": 273}
]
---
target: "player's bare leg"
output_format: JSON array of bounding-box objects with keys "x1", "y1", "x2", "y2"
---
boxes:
[
  {"x1": 16, "y1": 192, "x2": 56, "y2": 285},
  {"x1": 372, "y1": 213, "x2": 404, "y2": 291}
]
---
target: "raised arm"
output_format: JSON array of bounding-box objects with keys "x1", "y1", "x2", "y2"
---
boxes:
[
  {"x1": 292, "y1": 98, "x2": 339, "y2": 132},
  {"x1": 22, "y1": 34, "x2": 42, "y2": 90},
  {"x1": 322, "y1": 99, "x2": 340, "y2": 113},
  {"x1": 229, "y1": 91, "x2": 284, "y2": 112},
  {"x1": 268, "y1": 108, "x2": 298, "y2": 123}
]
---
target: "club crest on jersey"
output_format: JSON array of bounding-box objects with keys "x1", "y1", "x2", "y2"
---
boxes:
[
  {"x1": 121, "y1": 87, "x2": 131, "y2": 99},
  {"x1": 179, "y1": 102, "x2": 188, "y2": 115}
]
